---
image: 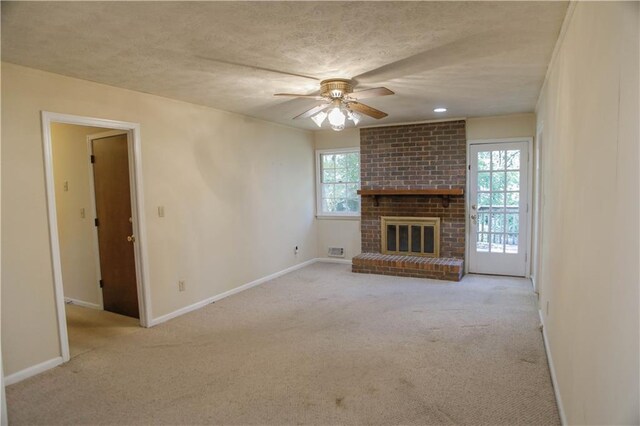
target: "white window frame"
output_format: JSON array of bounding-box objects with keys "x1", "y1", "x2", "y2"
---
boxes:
[{"x1": 315, "y1": 147, "x2": 361, "y2": 218}]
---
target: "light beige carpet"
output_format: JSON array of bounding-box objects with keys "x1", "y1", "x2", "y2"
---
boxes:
[
  {"x1": 65, "y1": 303, "x2": 141, "y2": 358},
  {"x1": 7, "y1": 263, "x2": 560, "y2": 425}
]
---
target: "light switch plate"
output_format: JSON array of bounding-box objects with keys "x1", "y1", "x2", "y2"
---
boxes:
[{"x1": 158, "y1": 206, "x2": 165, "y2": 217}]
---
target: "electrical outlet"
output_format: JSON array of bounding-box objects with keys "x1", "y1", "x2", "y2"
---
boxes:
[
  {"x1": 294, "y1": 245, "x2": 299, "y2": 255},
  {"x1": 63, "y1": 181, "x2": 69, "y2": 192},
  {"x1": 178, "y1": 280, "x2": 186, "y2": 292},
  {"x1": 80, "y1": 208, "x2": 86, "y2": 218},
  {"x1": 158, "y1": 206, "x2": 165, "y2": 218}
]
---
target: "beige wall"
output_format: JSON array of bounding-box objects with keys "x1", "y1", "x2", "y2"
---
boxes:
[
  {"x1": 314, "y1": 129, "x2": 361, "y2": 260},
  {"x1": 466, "y1": 113, "x2": 535, "y2": 140},
  {"x1": 1, "y1": 63, "x2": 317, "y2": 376},
  {"x1": 51, "y1": 124, "x2": 111, "y2": 307},
  {"x1": 536, "y1": 2, "x2": 639, "y2": 423}
]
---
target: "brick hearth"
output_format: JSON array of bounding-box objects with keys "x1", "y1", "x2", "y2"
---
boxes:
[
  {"x1": 353, "y1": 120, "x2": 467, "y2": 281},
  {"x1": 353, "y1": 253, "x2": 464, "y2": 281}
]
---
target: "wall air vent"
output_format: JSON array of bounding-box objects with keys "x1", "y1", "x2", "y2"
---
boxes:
[{"x1": 328, "y1": 247, "x2": 345, "y2": 258}]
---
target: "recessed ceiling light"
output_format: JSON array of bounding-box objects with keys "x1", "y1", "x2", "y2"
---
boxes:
[{"x1": 434, "y1": 107, "x2": 447, "y2": 113}]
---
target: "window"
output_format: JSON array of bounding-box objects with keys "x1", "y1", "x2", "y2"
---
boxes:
[{"x1": 316, "y1": 148, "x2": 360, "y2": 217}]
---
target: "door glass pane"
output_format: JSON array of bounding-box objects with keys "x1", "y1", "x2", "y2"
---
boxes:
[
  {"x1": 478, "y1": 172, "x2": 490, "y2": 191},
  {"x1": 506, "y1": 171, "x2": 520, "y2": 191},
  {"x1": 478, "y1": 212, "x2": 489, "y2": 232},
  {"x1": 491, "y1": 172, "x2": 505, "y2": 191},
  {"x1": 491, "y1": 192, "x2": 505, "y2": 207},
  {"x1": 492, "y1": 151, "x2": 506, "y2": 170},
  {"x1": 506, "y1": 234, "x2": 519, "y2": 253},
  {"x1": 506, "y1": 150, "x2": 520, "y2": 170},
  {"x1": 478, "y1": 152, "x2": 491, "y2": 170},
  {"x1": 506, "y1": 192, "x2": 519, "y2": 207},
  {"x1": 398, "y1": 225, "x2": 409, "y2": 252},
  {"x1": 411, "y1": 226, "x2": 421, "y2": 252},
  {"x1": 490, "y1": 233, "x2": 504, "y2": 253},
  {"x1": 491, "y1": 213, "x2": 505, "y2": 233},
  {"x1": 477, "y1": 232, "x2": 489, "y2": 252},
  {"x1": 387, "y1": 225, "x2": 396, "y2": 251},
  {"x1": 506, "y1": 214, "x2": 519, "y2": 233},
  {"x1": 478, "y1": 192, "x2": 490, "y2": 207}
]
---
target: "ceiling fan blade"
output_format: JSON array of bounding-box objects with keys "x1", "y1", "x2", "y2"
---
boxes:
[
  {"x1": 347, "y1": 102, "x2": 388, "y2": 120},
  {"x1": 274, "y1": 93, "x2": 325, "y2": 100},
  {"x1": 353, "y1": 30, "x2": 519, "y2": 84},
  {"x1": 195, "y1": 55, "x2": 320, "y2": 81},
  {"x1": 348, "y1": 87, "x2": 394, "y2": 100},
  {"x1": 293, "y1": 103, "x2": 329, "y2": 120}
]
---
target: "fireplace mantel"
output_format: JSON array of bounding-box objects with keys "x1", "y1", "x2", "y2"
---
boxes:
[{"x1": 357, "y1": 188, "x2": 464, "y2": 207}]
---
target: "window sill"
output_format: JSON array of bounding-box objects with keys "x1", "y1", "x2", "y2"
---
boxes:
[{"x1": 316, "y1": 215, "x2": 361, "y2": 221}]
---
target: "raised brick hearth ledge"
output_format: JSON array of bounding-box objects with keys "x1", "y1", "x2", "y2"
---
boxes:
[{"x1": 352, "y1": 253, "x2": 464, "y2": 282}]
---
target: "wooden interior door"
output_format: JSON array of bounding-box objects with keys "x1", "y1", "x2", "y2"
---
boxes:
[{"x1": 92, "y1": 134, "x2": 139, "y2": 318}]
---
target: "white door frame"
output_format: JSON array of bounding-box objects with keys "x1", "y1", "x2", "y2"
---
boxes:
[
  {"x1": 531, "y1": 123, "x2": 544, "y2": 291},
  {"x1": 465, "y1": 137, "x2": 533, "y2": 277},
  {"x1": 41, "y1": 111, "x2": 153, "y2": 363}
]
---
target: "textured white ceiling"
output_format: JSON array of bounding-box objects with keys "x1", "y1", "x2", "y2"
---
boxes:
[{"x1": 1, "y1": 1, "x2": 567, "y2": 130}]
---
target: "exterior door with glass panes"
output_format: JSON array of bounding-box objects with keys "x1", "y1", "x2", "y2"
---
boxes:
[{"x1": 469, "y1": 142, "x2": 529, "y2": 276}]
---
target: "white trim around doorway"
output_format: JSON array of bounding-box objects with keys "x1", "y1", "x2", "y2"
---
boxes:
[
  {"x1": 465, "y1": 137, "x2": 534, "y2": 277},
  {"x1": 41, "y1": 111, "x2": 153, "y2": 364}
]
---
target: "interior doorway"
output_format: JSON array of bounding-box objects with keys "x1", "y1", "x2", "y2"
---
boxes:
[{"x1": 42, "y1": 112, "x2": 151, "y2": 363}]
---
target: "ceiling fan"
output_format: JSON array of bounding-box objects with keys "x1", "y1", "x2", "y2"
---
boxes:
[{"x1": 275, "y1": 79, "x2": 394, "y2": 131}]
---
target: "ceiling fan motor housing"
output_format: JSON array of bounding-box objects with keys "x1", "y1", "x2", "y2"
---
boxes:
[{"x1": 320, "y1": 79, "x2": 354, "y2": 98}]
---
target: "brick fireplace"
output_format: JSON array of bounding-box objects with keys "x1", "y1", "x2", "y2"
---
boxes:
[{"x1": 352, "y1": 120, "x2": 466, "y2": 281}]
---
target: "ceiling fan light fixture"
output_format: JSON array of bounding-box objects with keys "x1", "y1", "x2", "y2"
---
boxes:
[
  {"x1": 281, "y1": 78, "x2": 392, "y2": 130},
  {"x1": 311, "y1": 111, "x2": 327, "y2": 127},
  {"x1": 347, "y1": 110, "x2": 361, "y2": 126},
  {"x1": 328, "y1": 106, "x2": 346, "y2": 128}
]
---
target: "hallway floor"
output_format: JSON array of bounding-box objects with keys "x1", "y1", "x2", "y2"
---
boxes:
[{"x1": 65, "y1": 303, "x2": 141, "y2": 359}]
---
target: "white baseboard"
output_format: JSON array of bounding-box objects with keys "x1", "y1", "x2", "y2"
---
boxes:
[
  {"x1": 539, "y1": 309, "x2": 567, "y2": 425},
  {"x1": 316, "y1": 257, "x2": 353, "y2": 265},
  {"x1": 64, "y1": 297, "x2": 102, "y2": 310},
  {"x1": 4, "y1": 357, "x2": 63, "y2": 386},
  {"x1": 149, "y1": 258, "x2": 318, "y2": 326}
]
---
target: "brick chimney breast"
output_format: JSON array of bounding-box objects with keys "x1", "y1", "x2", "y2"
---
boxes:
[{"x1": 356, "y1": 120, "x2": 467, "y2": 280}]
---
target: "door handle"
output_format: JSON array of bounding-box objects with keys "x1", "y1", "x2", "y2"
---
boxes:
[
  {"x1": 127, "y1": 235, "x2": 136, "y2": 243},
  {"x1": 470, "y1": 214, "x2": 477, "y2": 225}
]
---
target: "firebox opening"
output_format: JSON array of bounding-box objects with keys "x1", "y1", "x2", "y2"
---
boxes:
[{"x1": 381, "y1": 216, "x2": 440, "y2": 257}]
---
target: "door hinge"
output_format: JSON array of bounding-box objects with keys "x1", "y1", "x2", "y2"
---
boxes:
[
  {"x1": 468, "y1": 164, "x2": 471, "y2": 171},
  {"x1": 90, "y1": 154, "x2": 95, "y2": 163},
  {"x1": 94, "y1": 218, "x2": 99, "y2": 227},
  {"x1": 99, "y1": 279, "x2": 104, "y2": 288}
]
